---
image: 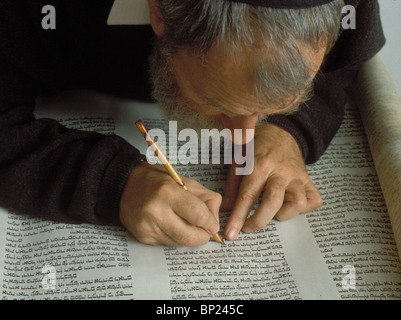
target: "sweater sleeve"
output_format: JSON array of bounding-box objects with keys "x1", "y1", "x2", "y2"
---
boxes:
[
  {"x1": 264, "y1": 0, "x2": 386, "y2": 164},
  {"x1": 0, "y1": 60, "x2": 144, "y2": 226},
  {"x1": 0, "y1": 1, "x2": 145, "y2": 226}
]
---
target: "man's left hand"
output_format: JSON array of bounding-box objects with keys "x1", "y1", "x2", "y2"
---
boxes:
[{"x1": 221, "y1": 123, "x2": 323, "y2": 241}]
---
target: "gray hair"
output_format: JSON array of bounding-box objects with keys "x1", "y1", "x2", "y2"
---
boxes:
[{"x1": 155, "y1": 0, "x2": 345, "y2": 110}]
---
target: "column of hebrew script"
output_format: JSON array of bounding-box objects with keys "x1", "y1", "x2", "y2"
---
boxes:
[
  {"x1": 304, "y1": 96, "x2": 401, "y2": 299},
  {"x1": 1, "y1": 212, "x2": 135, "y2": 299}
]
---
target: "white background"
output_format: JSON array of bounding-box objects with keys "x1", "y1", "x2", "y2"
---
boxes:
[{"x1": 378, "y1": 0, "x2": 401, "y2": 90}]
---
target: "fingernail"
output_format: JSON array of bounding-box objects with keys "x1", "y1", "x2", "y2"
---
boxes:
[
  {"x1": 209, "y1": 223, "x2": 219, "y2": 234},
  {"x1": 226, "y1": 227, "x2": 238, "y2": 241}
]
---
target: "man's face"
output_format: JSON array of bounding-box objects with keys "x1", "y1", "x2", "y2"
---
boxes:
[{"x1": 149, "y1": 37, "x2": 326, "y2": 144}]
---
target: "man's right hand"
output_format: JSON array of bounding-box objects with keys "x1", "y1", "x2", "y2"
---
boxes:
[{"x1": 120, "y1": 162, "x2": 222, "y2": 247}]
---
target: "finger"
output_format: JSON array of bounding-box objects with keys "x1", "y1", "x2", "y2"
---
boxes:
[
  {"x1": 304, "y1": 182, "x2": 323, "y2": 212},
  {"x1": 137, "y1": 230, "x2": 178, "y2": 247},
  {"x1": 128, "y1": 211, "x2": 180, "y2": 247},
  {"x1": 170, "y1": 188, "x2": 220, "y2": 235},
  {"x1": 203, "y1": 195, "x2": 222, "y2": 225},
  {"x1": 137, "y1": 220, "x2": 209, "y2": 247},
  {"x1": 184, "y1": 179, "x2": 222, "y2": 224},
  {"x1": 224, "y1": 173, "x2": 265, "y2": 241},
  {"x1": 274, "y1": 180, "x2": 308, "y2": 221},
  {"x1": 221, "y1": 163, "x2": 243, "y2": 212},
  {"x1": 242, "y1": 175, "x2": 286, "y2": 233},
  {"x1": 131, "y1": 201, "x2": 211, "y2": 247},
  {"x1": 157, "y1": 209, "x2": 212, "y2": 247}
]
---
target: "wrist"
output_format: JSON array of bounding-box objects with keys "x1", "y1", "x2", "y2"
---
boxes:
[{"x1": 256, "y1": 122, "x2": 304, "y2": 160}]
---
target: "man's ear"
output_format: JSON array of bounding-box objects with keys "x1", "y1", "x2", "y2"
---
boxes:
[{"x1": 147, "y1": 0, "x2": 165, "y2": 37}]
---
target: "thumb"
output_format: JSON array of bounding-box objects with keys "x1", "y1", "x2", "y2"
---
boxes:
[
  {"x1": 204, "y1": 197, "x2": 222, "y2": 224},
  {"x1": 184, "y1": 179, "x2": 222, "y2": 225}
]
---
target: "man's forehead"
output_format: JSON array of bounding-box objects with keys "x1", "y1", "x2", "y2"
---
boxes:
[
  {"x1": 225, "y1": 0, "x2": 336, "y2": 9},
  {"x1": 172, "y1": 36, "x2": 327, "y2": 117},
  {"x1": 179, "y1": 46, "x2": 259, "y2": 93},
  {"x1": 179, "y1": 52, "x2": 269, "y2": 114}
]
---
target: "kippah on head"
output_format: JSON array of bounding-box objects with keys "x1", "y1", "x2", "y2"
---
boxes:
[{"x1": 226, "y1": 0, "x2": 335, "y2": 9}]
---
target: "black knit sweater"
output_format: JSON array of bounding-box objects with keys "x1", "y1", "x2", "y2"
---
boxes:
[{"x1": 0, "y1": 0, "x2": 385, "y2": 225}]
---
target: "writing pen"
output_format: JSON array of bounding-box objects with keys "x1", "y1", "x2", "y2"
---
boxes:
[{"x1": 135, "y1": 120, "x2": 225, "y2": 245}]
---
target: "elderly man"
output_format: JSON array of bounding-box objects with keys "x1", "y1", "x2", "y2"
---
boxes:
[{"x1": 0, "y1": 0, "x2": 385, "y2": 246}]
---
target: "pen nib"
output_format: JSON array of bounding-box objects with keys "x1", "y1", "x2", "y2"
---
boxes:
[{"x1": 212, "y1": 233, "x2": 225, "y2": 245}]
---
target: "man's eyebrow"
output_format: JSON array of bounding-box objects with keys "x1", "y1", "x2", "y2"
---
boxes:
[
  {"x1": 204, "y1": 97, "x2": 239, "y2": 117},
  {"x1": 193, "y1": 89, "x2": 241, "y2": 117},
  {"x1": 192, "y1": 83, "x2": 310, "y2": 118},
  {"x1": 201, "y1": 90, "x2": 305, "y2": 117}
]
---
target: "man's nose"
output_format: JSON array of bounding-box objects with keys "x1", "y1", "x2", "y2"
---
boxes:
[{"x1": 221, "y1": 114, "x2": 258, "y2": 144}]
